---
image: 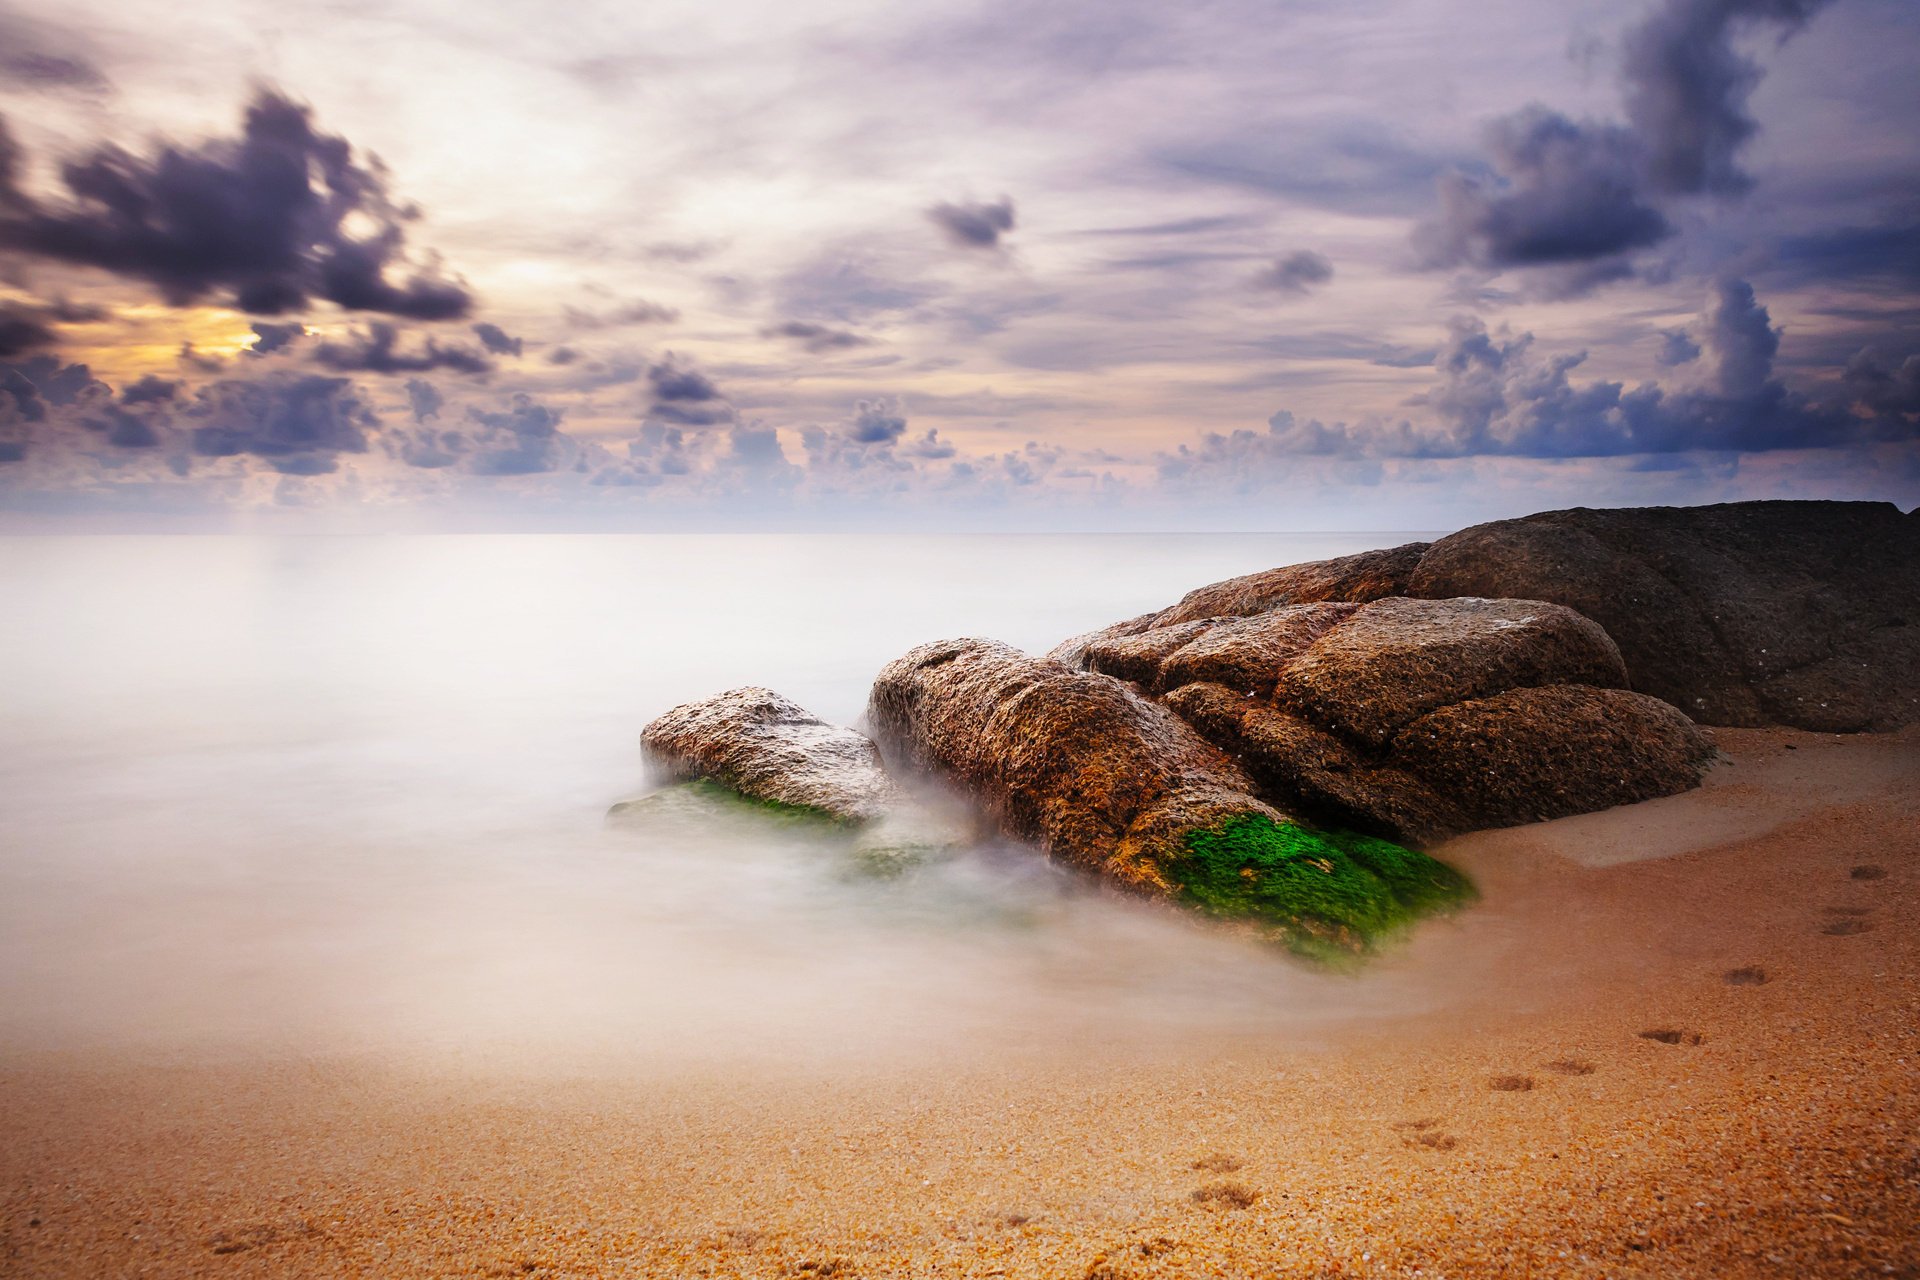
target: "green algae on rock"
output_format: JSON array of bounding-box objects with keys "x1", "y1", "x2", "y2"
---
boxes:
[
  {"x1": 1171, "y1": 815, "x2": 1475, "y2": 962},
  {"x1": 868, "y1": 638, "x2": 1471, "y2": 960}
]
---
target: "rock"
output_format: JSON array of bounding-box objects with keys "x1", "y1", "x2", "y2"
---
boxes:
[
  {"x1": 638, "y1": 686, "x2": 903, "y2": 823},
  {"x1": 1151, "y1": 542, "x2": 1430, "y2": 626},
  {"x1": 1067, "y1": 597, "x2": 1710, "y2": 843},
  {"x1": 867, "y1": 638, "x2": 1473, "y2": 959},
  {"x1": 1385, "y1": 685, "x2": 1715, "y2": 829},
  {"x1": 1405, "y1": 501, "x2": 1920, "y2": 730},
  {"x1": 1271, "y1": 597, "x2": 1628, "y2": 748}
]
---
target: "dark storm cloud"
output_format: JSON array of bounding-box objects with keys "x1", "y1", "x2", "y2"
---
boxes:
[
  {"x1": 1771, "y1": 220, "x2": 1920, "y2": 289},
  {"x1": 1418, "y1": 109, "x2": 1672, "y2": 272},
  {"x1": 185, "y1": 374, "x2": 375, "y2": 475},
  {"x1": 927, "y1": 197, "x2": 1016, "y2": 250},
  {"x1": 1418, "y1": 0, "x2": 1835, "y2": 288},
  {"x1": 82, "y1": 403, "x2": 160, "y2": 448},
  {"x1": 762, "y1": 321, "x2": 875, "y2": 352},
  {"x1": 1254, "y1": 250, "x2": 1334, "y2": 294},
  {"x1": 0, "y1": 87, "x2": 473, "y2": 319},
  {"x1": 1621, "y1": 0, "x2": 1837, "y2": 196},
  {"x1": 0, "y1": 303, "x2": 54, "y2": 357},
  {"x1": 313, "y1": 323, "x2": 492, "y2": 375},
  {"x1": 471, "y1": 322, "x2": 523, "y2": 357},
  {"x1": 1843, "y1": 348, "x2": 1920, "y2": 421},
  {"x1": 119, "y1": 374, "x2": 178, "y2": 405},
  {"x1": 247, "y1": 321, "x2": 307, "y2": 356},
  {"x1": 2, "y1": 353, "x2": 97, "y2": 405},
  {"x1": 644, "y1": 356, "x2": 734, "y2": 426}
]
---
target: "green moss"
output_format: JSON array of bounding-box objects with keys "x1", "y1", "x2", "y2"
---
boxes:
[
  {"x1": 1169, "y1": 816, "x2": 1475, "y2": 963},
  {"x1": 609, "y1": 778, "x2": 854, "y2": 829}
]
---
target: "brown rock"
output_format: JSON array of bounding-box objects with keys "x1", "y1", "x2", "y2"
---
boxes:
[
  {"x1": 638, "y1": 686, "x2": 902, "y2": 823},
  {"x1": 866, "y1": 639, "x2": 1280, "y2": 887},
  {"x1": 1155, "y1": 602, "x2": 1364, "y2": 697},
  {"x1": 1406, "y1": 500, "x2": 1920, "y2": 730},
  {"x1": 1273, "y1": 597, "x2": 1628, "y2": 748},
  {"x1": 1152, "y1": 542, "x2": 1429, "y2": 626},
  {"x1": 1386, "y1": 685, "x2": 1716, "y2": 829},
  {"x1": 1164, "y1": 682, "x2": 1470, "y2": 846}
]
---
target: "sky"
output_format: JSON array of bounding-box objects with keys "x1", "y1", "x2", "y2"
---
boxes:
[{"x1": 0, "y1": 0, "x2": 1915, "y2": 529}]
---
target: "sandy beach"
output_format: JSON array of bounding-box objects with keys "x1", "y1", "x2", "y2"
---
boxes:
[{"x1": 2, "y1": 726, "x2": 1915, "y2": 1279}]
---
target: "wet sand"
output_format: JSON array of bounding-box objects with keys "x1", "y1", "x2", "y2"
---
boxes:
[{"x1": 3, "y1": 727, "x2": 1917, "y2": 1278}]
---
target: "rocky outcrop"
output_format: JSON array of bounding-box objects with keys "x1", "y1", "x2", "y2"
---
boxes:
[
  {"x1": 1065, "y1": 596, "x2": 1713, "y2": 844},
  {"x1": 868, "y1": 639, "x2": 1473, "y2": 958},
  {"x1": 1152, "y1": 541, "x2": 1431, "y2": 626},
  {"x1": 639, "y1": 686, "x2": 903, "y2": 823},
  {"x1": 1404, "y1": 501, "x2": 1920, "y2": 731}
]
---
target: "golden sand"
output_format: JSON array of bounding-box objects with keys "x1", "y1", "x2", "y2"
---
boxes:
[{"x1": 3, "y1": 728, "x2": 1916, "y2": 1278}]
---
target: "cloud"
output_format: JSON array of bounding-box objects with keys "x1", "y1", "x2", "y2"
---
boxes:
[
  {"x1": 0, "y1": 86, "x2": 473, "y2": 319},
  {"x1": 119, "y1": 374, "x2": 178, "y2": 405},
  {"x1": 471, "y1": 322, "x2": 523, "y2": 357},
  {"x1": 847, "y1": 398, "x2": 907, "y2": 444},
  {"x1": 1621, "y1": 0, "x2": 1837, "y2": 197},
  {"x1": 927, "y1": 197, "x2": 1016, "y2": 250},
  {"x1": 0, "y1": 10, "x2": 110, "y2": 95},
  {"x1": 1418, "y1": 108, "x2": 1671, "y2": 274},
  {"x1": 564, "y1": 299, "x2": 680, "y2": 328},
  {"x1": 246, "y1": 321, "x2": 307, "y2": 357},
  {"x1": 185, "y1": 374, "x2": 376, "y2": 475},
  {"x1": 1173, "y1": 279, "x2": 1857, "y2": 466},
  {"x1": 1416, "y1": 0, "x2": 1834, "y2": 290},
  {"x1": 0, "y1": 304, "x2": 54, "y2": 357},
  {"x1": 464, "y1": 393, "x2": 567, "y2": 475},
  {"x1": 405, "y1": 378, "x2": 443, "y2": 423},
  {"x1": 313, "y1": 323, "x2": 493, "y2": 375},
  {"x1": 644, "y1": 356, "x2": 734, "y2": 426},
  {"x1": 1254, "y1": 250, "x2": 1334, "y2": 294},
  {"x1": 762, "y1": 320, "x2": 875, "y2": 352}
]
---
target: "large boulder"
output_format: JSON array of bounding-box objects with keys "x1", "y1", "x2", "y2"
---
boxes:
[
  {"x1": 638, "y1": 686, "x2": 903, "y2": 823},
  {"x1": 1066, "y1": 597, "x2": 1713, "y2": 844},
  {"x1": 1404, "y1": 501, "x2": 1920, "y2": 731},
  {"x1": 868, "y1": 639, "x2": 1473, "y2": 959}
]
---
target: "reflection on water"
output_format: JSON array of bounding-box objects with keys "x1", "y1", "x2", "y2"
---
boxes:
[{"x1": 0, "y1": 532, "x2": 1468, "y2": 1071}]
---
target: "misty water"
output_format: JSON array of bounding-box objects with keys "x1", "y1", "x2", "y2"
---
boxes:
[{"x1": 0, "y1": 532, "x2": 1500, "y2": 1075}]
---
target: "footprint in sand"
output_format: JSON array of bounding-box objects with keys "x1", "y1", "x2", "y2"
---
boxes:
[
  {"x1": 1822, "y1": 917, "x2": 1876, "y2": 936},
  {"x1": 1190, "y1": 1181, "x2": 1259, "y2": 1209},
  {"x1": 1393, "y1": 1118, "x2": 1460, "y2": 1150},
  {"x1": 1850, "y1": 864, "x2": 1888, "y2": 881},
  {"x1": 1489, "y1": 1074, "x2": 1537, "y2": 1092},
  {"x1": 1724, "y1": 966, "x2": 1768, "y2": 985},
  {"x1": 1189, "y1": 1153, "x2": 1243, "y2": 1173},
  {"x1": 1544, "y1": 1058, "x2": 1596, "y2": 1076},
  {"x1": 1639, "y1": 1029, "x2": 1704, "y2": 1045}
]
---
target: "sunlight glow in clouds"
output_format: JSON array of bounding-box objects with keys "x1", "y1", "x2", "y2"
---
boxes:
[{"x1": 0, "y1": 0, "x2": 1915, "y2": 527}]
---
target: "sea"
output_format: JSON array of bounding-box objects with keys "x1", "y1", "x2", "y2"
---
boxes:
[{"x1": 0, "y1": 532, "x2": 1488, "y2": 1075}]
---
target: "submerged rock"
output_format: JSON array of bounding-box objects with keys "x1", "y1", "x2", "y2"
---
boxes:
[
  {"x1": 1404, "y1": 501, "x2": 1920, "y2": 731},
  {"x1": 1066, "y1": 596, "x2": 1712, "y2": 843},
  {"x1": 639, "y1": 686, "x2": 902, "y2": 824},
  {"x1": 623, "y1": 686, "x2": 966, "y2": 873},
  {"x1": 868, "y1": 638, "x2": 1473, "y2": 959}
]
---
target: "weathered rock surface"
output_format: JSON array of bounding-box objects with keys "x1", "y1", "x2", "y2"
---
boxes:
[
  {"x1": 868, "y1": 638, "x2": 1473, "y2": 958},
  {"x1": 1154, "y1": 541, "x2": 1431, "y2": 626},
  {"x1": 1063, "y1": 596, "x2": 1711, "y2": 843},
  {"x1": 1404, "y1": 501, "x2": 1920, "y2": 731},
  {"x1": 638, "y1": 686, "x2": 903, "y2": 823}
]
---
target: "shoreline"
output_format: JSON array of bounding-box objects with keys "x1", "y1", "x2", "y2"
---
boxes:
[{"x1": 3, "y1": 726, "x2": 1917, "y2": 1278}]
